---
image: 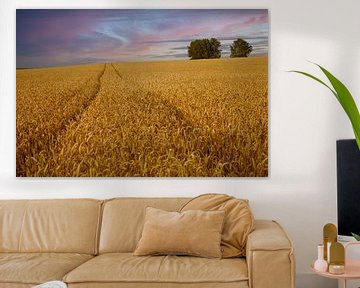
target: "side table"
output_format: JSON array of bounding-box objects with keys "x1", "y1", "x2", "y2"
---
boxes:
[{"x1": 311, "y1": 242, "x2": 360, "y2": 288}]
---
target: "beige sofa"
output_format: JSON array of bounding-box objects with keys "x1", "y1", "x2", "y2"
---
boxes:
[{"x1": 0, "y1": 198, "x2": 295, "y2": 288}]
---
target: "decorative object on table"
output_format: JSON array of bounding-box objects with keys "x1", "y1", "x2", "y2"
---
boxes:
[
  {"x1": 314, "y1": 244, "x2": 328, "y2": 272},
  {"x1": 312, "y1": 238, "x2": 360, "y2": 288},
  {"x1": 323, "y1": 223, "x2": 337, "y2": 262},
  {"x1": 328, "y1": 264, "x2": 345, "y2": 275},
  {"x1": 289, "y1": 62, "x2": 360, "y2": 150},
  {"x1": 32, "y1": 281, "x2": 67, "y2": 288},
  {"x1": 329, "y1": 242, "x2": 345, "y2": 275},
  {"x1": 16, "y1": 9, "x2": 269, "y2": 177},
  {"x1": 319, "y1": 223, "x2": 345, "y2": 275}
]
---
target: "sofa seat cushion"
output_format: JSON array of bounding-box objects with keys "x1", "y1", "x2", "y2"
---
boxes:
[
  {"x1": 64, "y1": 253, "x2": 248, "y2": 285},
  {"x1": 0, "y1": 253, "x2": 93, "y2": 285}
]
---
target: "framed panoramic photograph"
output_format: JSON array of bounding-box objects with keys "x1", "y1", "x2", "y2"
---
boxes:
[{"x1": 16, "y1": 9, "x2": 268, "y2": 177}]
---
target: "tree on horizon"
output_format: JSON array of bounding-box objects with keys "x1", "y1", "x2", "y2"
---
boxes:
[
  {"x1": 230, "y1": 38, "x2": 253, "y2": 58},
  {"x1": 187, "y1": 38, "x2": 221, "y2": 60}
]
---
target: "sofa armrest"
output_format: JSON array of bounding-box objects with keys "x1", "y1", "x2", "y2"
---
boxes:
[{"x1": 246, "y1": 220, "x2": 295, "y2": 288}]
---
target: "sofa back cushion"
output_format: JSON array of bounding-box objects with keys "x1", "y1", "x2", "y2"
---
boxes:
[
  {"x1": 181, "y1": 194, "x2": 254, "y2": 258},
  {"x1": 99, "y1": 198, "x2": 189, "y2": 253},
  {"x1": 0, "y1": 199, "x2": 102, "y2": 254}
]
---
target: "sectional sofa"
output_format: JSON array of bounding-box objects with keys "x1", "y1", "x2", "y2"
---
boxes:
[{"x1": 0, "y1": 198, "x2": 294, "y2": 288}]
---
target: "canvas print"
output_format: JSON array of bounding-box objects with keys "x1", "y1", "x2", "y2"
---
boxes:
[{"x1": 16, "y1": 9, "x2": 268, "y2": 177}]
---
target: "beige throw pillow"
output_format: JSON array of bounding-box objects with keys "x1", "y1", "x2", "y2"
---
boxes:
[
  {"x1": 134, "y1": 207, "x2": 225, "y2": 258},
  {"x1": 181, "y1": 193, "x2": 255, "y2": 258}
]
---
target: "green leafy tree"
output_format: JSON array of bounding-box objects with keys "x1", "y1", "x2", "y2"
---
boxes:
[
  {"x1": 187, "y1": 38, "x2": 221, "y2": 60},
  {"x1": 230, "y1": 38, "x2": 253, "y2": 58}
]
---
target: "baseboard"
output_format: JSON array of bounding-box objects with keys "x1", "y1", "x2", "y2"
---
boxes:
[{"x1": 296, "y1": 273, "x2": 337, "y2": 288}]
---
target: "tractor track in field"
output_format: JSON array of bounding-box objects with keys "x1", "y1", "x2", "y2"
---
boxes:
[
  {"x1": 72, "y1": 63, "x2": 107, "y2": 120},
  {"x1": 53, "y1": 63, "x2": 107, "y2": 136},
  {"x1": 17, "y1": 63, "x2": 107, "y2": 176},
  {"x1": 110, "y1": 63, "x2": 194, "y2": 127},
  {"x1": 110, "y1": 63, "x2": 123, "y2": 79}
]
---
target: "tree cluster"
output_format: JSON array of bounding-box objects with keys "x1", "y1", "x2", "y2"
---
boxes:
[
  {"x1": 187, "y1": 38, "x2": 252, "y2": 60},
  {"x1": 187, "y1": 38, "x2": 221, "y2": 60},
  {"x1": 230, "y1": 38, "x2": 253, "y2": 58}
]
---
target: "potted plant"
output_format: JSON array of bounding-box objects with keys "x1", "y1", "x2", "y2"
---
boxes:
[{"x1": 290, "y1": 63, "x2": 360, "y2": 240}]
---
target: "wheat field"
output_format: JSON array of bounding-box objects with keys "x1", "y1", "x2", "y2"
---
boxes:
[{"x1": 16, "y1": 57, "x2": 268, "y2": 177}]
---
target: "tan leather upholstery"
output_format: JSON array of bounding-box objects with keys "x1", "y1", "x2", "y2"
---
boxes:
[
  {"x1": 68, "y1": 283, "x2": 249, "y2": 288},
  {"x1": 181, "y1": 194, "x2": 254, "y2": 257},
  {"x1": 134, "y1": 207, "x2": 225, "y2": 258},
  {"x1": 99, "y1": 198, "x2": 189, "y2": 253},
  {"x1": 63, "y1": 253, "x2": 248, "y2": 284},
  {"x1": 246, "y1": 220, "x2": 295, "y2": 288},
  {"x1": 0, "y1": 284, "x2": 33, "y2": 288},
  {"x1": 0, "y1": 198, "x2": 295, "y2": 288},
  {"x1": 0, "y1": 199, "x2": 102, "y2": 254},
  {"x1": 0, "y1": 253, "x2": 93, "y2": 285}
]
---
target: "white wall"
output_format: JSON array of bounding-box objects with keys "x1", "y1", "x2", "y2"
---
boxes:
[{"x1": 1, "y1": 0, "x2": 360, "y2": 287}]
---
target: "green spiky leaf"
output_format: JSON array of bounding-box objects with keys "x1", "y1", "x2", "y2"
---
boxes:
[
  {"x1": 289, "y1": 63, "x2": 360, "y2": 151},
  {"x1": 351, "y1": 232, "x2": 360, "y2": 241}
]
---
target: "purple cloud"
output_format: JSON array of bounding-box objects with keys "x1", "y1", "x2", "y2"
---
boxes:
[{"x1": 17, "y1": 9, "x2": 268, "y2": 67}]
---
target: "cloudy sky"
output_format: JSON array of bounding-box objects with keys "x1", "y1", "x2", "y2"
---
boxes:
[{"x1": 16, "y1": 9, "x2": 268, "y2": 68}]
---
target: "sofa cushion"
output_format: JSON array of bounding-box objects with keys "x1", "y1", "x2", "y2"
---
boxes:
[
  {"x1": 99, "y1": 198, "x2": 190, "y2": 253},
  {"x1": 134, "y1": 207, "x2": 225, "y2": 258},
  {"x1": 0, "y1": 253, "x2": 93, "y2": 285},
  {"x1": 0, "y1": 199, "x2": 102, "y2": 254},
  {"x1": 63, "y1": 253, "x2": 248, "y2": 285},
  {"x1": 181, "y1": 194, "x2": 254, "y2": 258}
]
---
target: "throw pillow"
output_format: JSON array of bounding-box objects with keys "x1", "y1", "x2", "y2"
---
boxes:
[
  {"x1": 134, "y1": 207, "x2": 225, "y2": 258},
  {"x1": 181, "y1": 193, "x2": 254, "y2": 258}
]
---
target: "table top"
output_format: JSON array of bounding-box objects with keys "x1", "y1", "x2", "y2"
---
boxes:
[{"x1": 311, "y1": 261, "x2": 360, "y2": 280}]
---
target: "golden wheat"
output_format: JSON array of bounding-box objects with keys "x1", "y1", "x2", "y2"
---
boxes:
[
  {"x1": 16, "y1": 64, "x2": 105, "y2": 176},
  {"x1": 16, "y1": 57, "x2": 268, "y2": 177}
]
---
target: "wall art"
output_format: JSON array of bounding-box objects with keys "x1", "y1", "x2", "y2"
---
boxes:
[{"x1": 16, "y1": 9, "x2": 268, "y2": 177}]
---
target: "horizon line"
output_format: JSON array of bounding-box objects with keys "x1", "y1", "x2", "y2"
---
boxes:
[{"x1": 17, "y1": 54, "x2": 268, "y2": 70}]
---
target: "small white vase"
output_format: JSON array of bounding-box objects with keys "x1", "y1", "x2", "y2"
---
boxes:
[{"x1": 314, "y1": 244, "x2": 328, "y2": 272}]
